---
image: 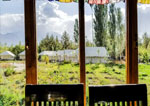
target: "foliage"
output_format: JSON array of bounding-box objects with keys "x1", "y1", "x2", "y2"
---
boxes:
[
  {"x1": 0, "y1": 43, "x2": 9, "y2": 53},
  {"x1": 0, "y1": 86, "x2": 23, "y2": 106},
  {"x1": 115, "y1": 8, "x2": 125, "y2": 60},
  {"x1": 94, "y1": 5, "x2": 108, "y2": 47},
  {"x1": 73, "y1": 18, "x2": 79, "y2": 44},
  {"x1": 4, "y1": 68, "x2": 15, "y2": 77},
  {"x1": 41, "y1": 55, "x2": 49, "y2": 64},
  {"x1": 142, "y1": 32, "x2": 150, "y2": 49},
  {"x1": 108, "y1": 4, "x2": 117, "y2": 59},
  {"x1": 86, "y1": 40, "x2": 94, "y2": 47},
  {"x1": 9, "y1": 42, "x2": 24, "y2": 60},
  {"x1": 61, "y1": 31, "x2": 71, "y2": 49},
  {"x1": 38, "y1": 34, "x2": 62, "y2": 52},
  {"x1": 1, "y1": 61, "x2": 150, "y2": 105}
]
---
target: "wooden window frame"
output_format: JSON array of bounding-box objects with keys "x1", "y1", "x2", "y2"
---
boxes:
[{"x1": 24, "y1": 0, "x2": 138, "y2": 106}]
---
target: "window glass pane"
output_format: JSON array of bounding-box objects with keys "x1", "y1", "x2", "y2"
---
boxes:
[
  {"x1": 0, "y1": 0, "x2": 25, "y2": 105},
  {"x1": 36, "y1": 1, "x2": 81, "y2": 84},
  {"x1": 86, "y1": 2, "x2": 126, "y2": 86},
  {"x1": 138, "y1": 3, "x2": 150, "y2": 105}
]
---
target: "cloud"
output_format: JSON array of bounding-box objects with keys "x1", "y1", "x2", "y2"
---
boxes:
[
  {"x1": 0, "y1": 1, "x2": 92, "y2": 45},
  {"x1": 36, "y1": 2, "x2": 92, "y2": 41},
  {"x1": 138, "y1": 4, "x2": 150, "y2": 37},
  {"x1": 0, "y1": 14, "x2": 24, "y2": 35}
]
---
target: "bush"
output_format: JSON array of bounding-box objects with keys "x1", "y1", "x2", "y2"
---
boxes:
[
  {"x1": 90, "y1": 64, "x2": 99, "y2": 70},
  {"x1": 41, "y1": 55, "x2": 49, "y2": 64},
  {"x1": 4, "y1": 68, "x2": 15, "y2": 77},
  {"x1": 0, "y1": 87, "x2": 21, "y2": 106}
]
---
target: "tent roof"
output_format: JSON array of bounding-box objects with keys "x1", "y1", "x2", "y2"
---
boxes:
[
  {"x1": 39, "y1": 51, "x2": 57, "y2": 56},
  {"x1": 76, "y1": 47, "x2": 109, "y2": 57},
  {"x1": 57, "y1": 50, "x2": 77, "y2": 56},
  {"x1": 0, "y1": 51, "x2": 15, "y2": 57},
  {"x1": 19, "y1": 51, "x2": 25, "y2": 56},
  {"x1": 85, "y1": 47, "x2": 109, "y2": 57}
]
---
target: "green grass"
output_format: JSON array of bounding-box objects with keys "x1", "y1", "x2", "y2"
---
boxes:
[{"x1": 0, "y1": 61, "x2": 150, "y2": 106}]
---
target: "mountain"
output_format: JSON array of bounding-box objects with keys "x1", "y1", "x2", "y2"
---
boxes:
[{"x1": 0, "y1": 31, "x2": 61, "y2": 46}]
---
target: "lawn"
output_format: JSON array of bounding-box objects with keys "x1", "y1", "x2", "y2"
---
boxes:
[{"x1": 0, "y1": 61, "x2": 150, "y2": 106}]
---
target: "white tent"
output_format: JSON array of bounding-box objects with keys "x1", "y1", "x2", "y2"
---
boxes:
[
  {"x1": 0, "y1": 51, "x2": 15, "y2": 60},
  {"x1": 85, "y1": 47, "x2": 109, "y2": 63},
  {"x1": 56, "y1": 50, "x2": 78, "y2": 62},
  {"x1": 76, "y1": 47, "x2": 109, "y2": 63},
  {"x1": 56, "y1": 50, "x2": 64, "y2": 62},
  {"x1": 39, "y1": 51, "x2": 57, "y2": 61},
  {"x1": 19, "y1": 51, "x2": 25, "y2": 60}
]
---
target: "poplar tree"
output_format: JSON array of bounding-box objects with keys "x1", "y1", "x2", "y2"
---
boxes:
[
  {"x1": 61, "y1": 31, "x2": 70, "y2": 49},
  {"x1": 94, "y1": 5, "x2": 108, "y2": 47},
  {"x1": 108, "y1": 4, "x2": 117, "y2": 59},
  {"x1": 73, "y1": 19, "x2": 79, "y2": 44}
]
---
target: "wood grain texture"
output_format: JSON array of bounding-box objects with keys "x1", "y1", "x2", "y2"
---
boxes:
[
  {"x1": 78, "y1": 0, "x2": 86, "y2": 106},
  {"x1": 126, "y1": 0, "x2": 138, "y2": 84},
  {"x1": 89, "y1": 84, "x2": 147, "y2": 106},
  {"x1": 24, "y1": 0, "x2": 37, "y2": 84},
  {"x1": 25, "y1": 84, "x2": 84, "y2": 106}
]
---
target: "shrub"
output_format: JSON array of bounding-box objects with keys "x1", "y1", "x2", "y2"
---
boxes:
[
  {"x1": 4, "y1": 68, "x2": 15, "y2": 77},
  {"x1": 41, "y1": 55, "x2": 49, "y2": 64},
  {"x1": 90, "y1": 64, "x2": 99, "y2": 70},
  {"x1": 0, "y1": 87, "x2": 21, "y2": 106}
]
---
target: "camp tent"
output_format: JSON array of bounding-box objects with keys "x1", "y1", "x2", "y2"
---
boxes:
[
  {"x1": 39, "y1": 51, "x2": 57, "y2": 62},
  {"x1": 0, "y1": 51, "x2": 15, "y2": 60},
  {"x1": 85, "y1": 47, "x2": 109, "y2": 63},
  {"x1": 19, "y1": 51, "x2": 25, "y2": 60}
]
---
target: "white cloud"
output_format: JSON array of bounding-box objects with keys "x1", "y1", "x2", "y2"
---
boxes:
[
  {"x1": 36, "y1": 2, "x2": 92, "y2": 41},
  {"x1": 0, "y1": 1, "x2": 92, "y2": 44},
  {"x1": 138, "y1": 4, "x2": 150, "y2": 37},
  {"x1": 0, "y1": 14, "x2": 24, "y2": 35}
]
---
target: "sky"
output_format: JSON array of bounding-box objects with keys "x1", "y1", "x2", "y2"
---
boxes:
[{"x1": 0, "y1": 0, "x2": 150, "y2": 45}]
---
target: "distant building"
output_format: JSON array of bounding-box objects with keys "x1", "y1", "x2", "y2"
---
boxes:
[
  {"x1": 19, "y1": 51, "x2": 25, "y2": 60},
  {"x1": 56, "y1": 50, "x2": 78, "y2": 63},
  {"x1": 56, "y1": 50, "x2": 64, "y2": 62},
  {"x1": 39, "y1": 51, "x2": 57, "y2": 62},
  {"x1": 85, "y1": 47, "x2": 109, "y2": 63},
  {"x1": 0, "y1": 51, "x2": 15, "y2": 60},
  {"x1": 67, "y1": 50, "x2": 78, "y2": 63},
  {"x1": 38, "y1": 47, "x2": 109, "y2": 63}
]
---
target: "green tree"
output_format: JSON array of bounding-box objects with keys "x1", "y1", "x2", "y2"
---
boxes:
[
  {"x1": 0, "y1": 43, "x2": 9, "y2": 53},
  {"x1": 142, "y1": 32, "x2": 150, "y2": 49},
  {"x1": 61, "y1": 31, "x2": 70, "y2": 49},
  {"x1": 94, "y1": 5, "x2": 108, "y2": 47},
  {"x1": 115, "y1": 8, "x2": 125, "y2": 60},
  {"x1": 86, "y1": 40, "x2": 94, "y2": 47},
  {"x1": 73, "y1": 18, "x2": 79, "y2": 44},
  {"x1": 38, "y1": 34, "x2": 61, "y2": 52},
  {"x1": 9, "y1": 42, "x2": 24, "y2": 60},
  {"x1": 41, "y1": 55, "x2": 49, "y2": 64},
  {"x1": 108, "y1": 4, "x2": 117, "y2": 59}
]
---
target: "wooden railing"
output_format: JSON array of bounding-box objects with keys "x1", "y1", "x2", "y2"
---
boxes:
[
  {"x1": 25, "y1": 84, "x2": 84, "y2": 106},
  {"x1": 89, "y1": 84, "x2": 147, "y2": 106}
]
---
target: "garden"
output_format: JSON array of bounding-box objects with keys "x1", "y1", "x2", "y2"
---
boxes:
[{"x1": 0, "y1": 61, "x2": 150, "y2": 106}]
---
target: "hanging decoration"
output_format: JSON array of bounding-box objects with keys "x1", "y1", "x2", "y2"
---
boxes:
[
  {"x1": 138, "y1": 0, "x2": 150, "y2": 4},
  {"x1": 48, "y1": 0, "x2": 124, "y2": 4},
  {"x1": 59, "y1": 0, "x2": 73, "y2": 2},
  {"x1": 73, "y1": 0, "x2": 88, "y2": 2},
  {"x1": 48, "y1": 0, "x2": 72, "y2": 2},
  {"x1": 109, "y1": 0, "x2": 122, "y2": 3},
  {"x1": 88, "y1": 0, "x2": 109, "y2": 4}
]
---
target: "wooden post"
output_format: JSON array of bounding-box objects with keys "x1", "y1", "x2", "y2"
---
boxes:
[
  {"x1": 78, "y1": 0, "x2": 86, "y2": 105},
  {"x1": 126, "y1": 0, "x2": 138, "y2": 84},
  {"x1": 24, "y1": 0, "x2": 37, "y2": 84}
]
